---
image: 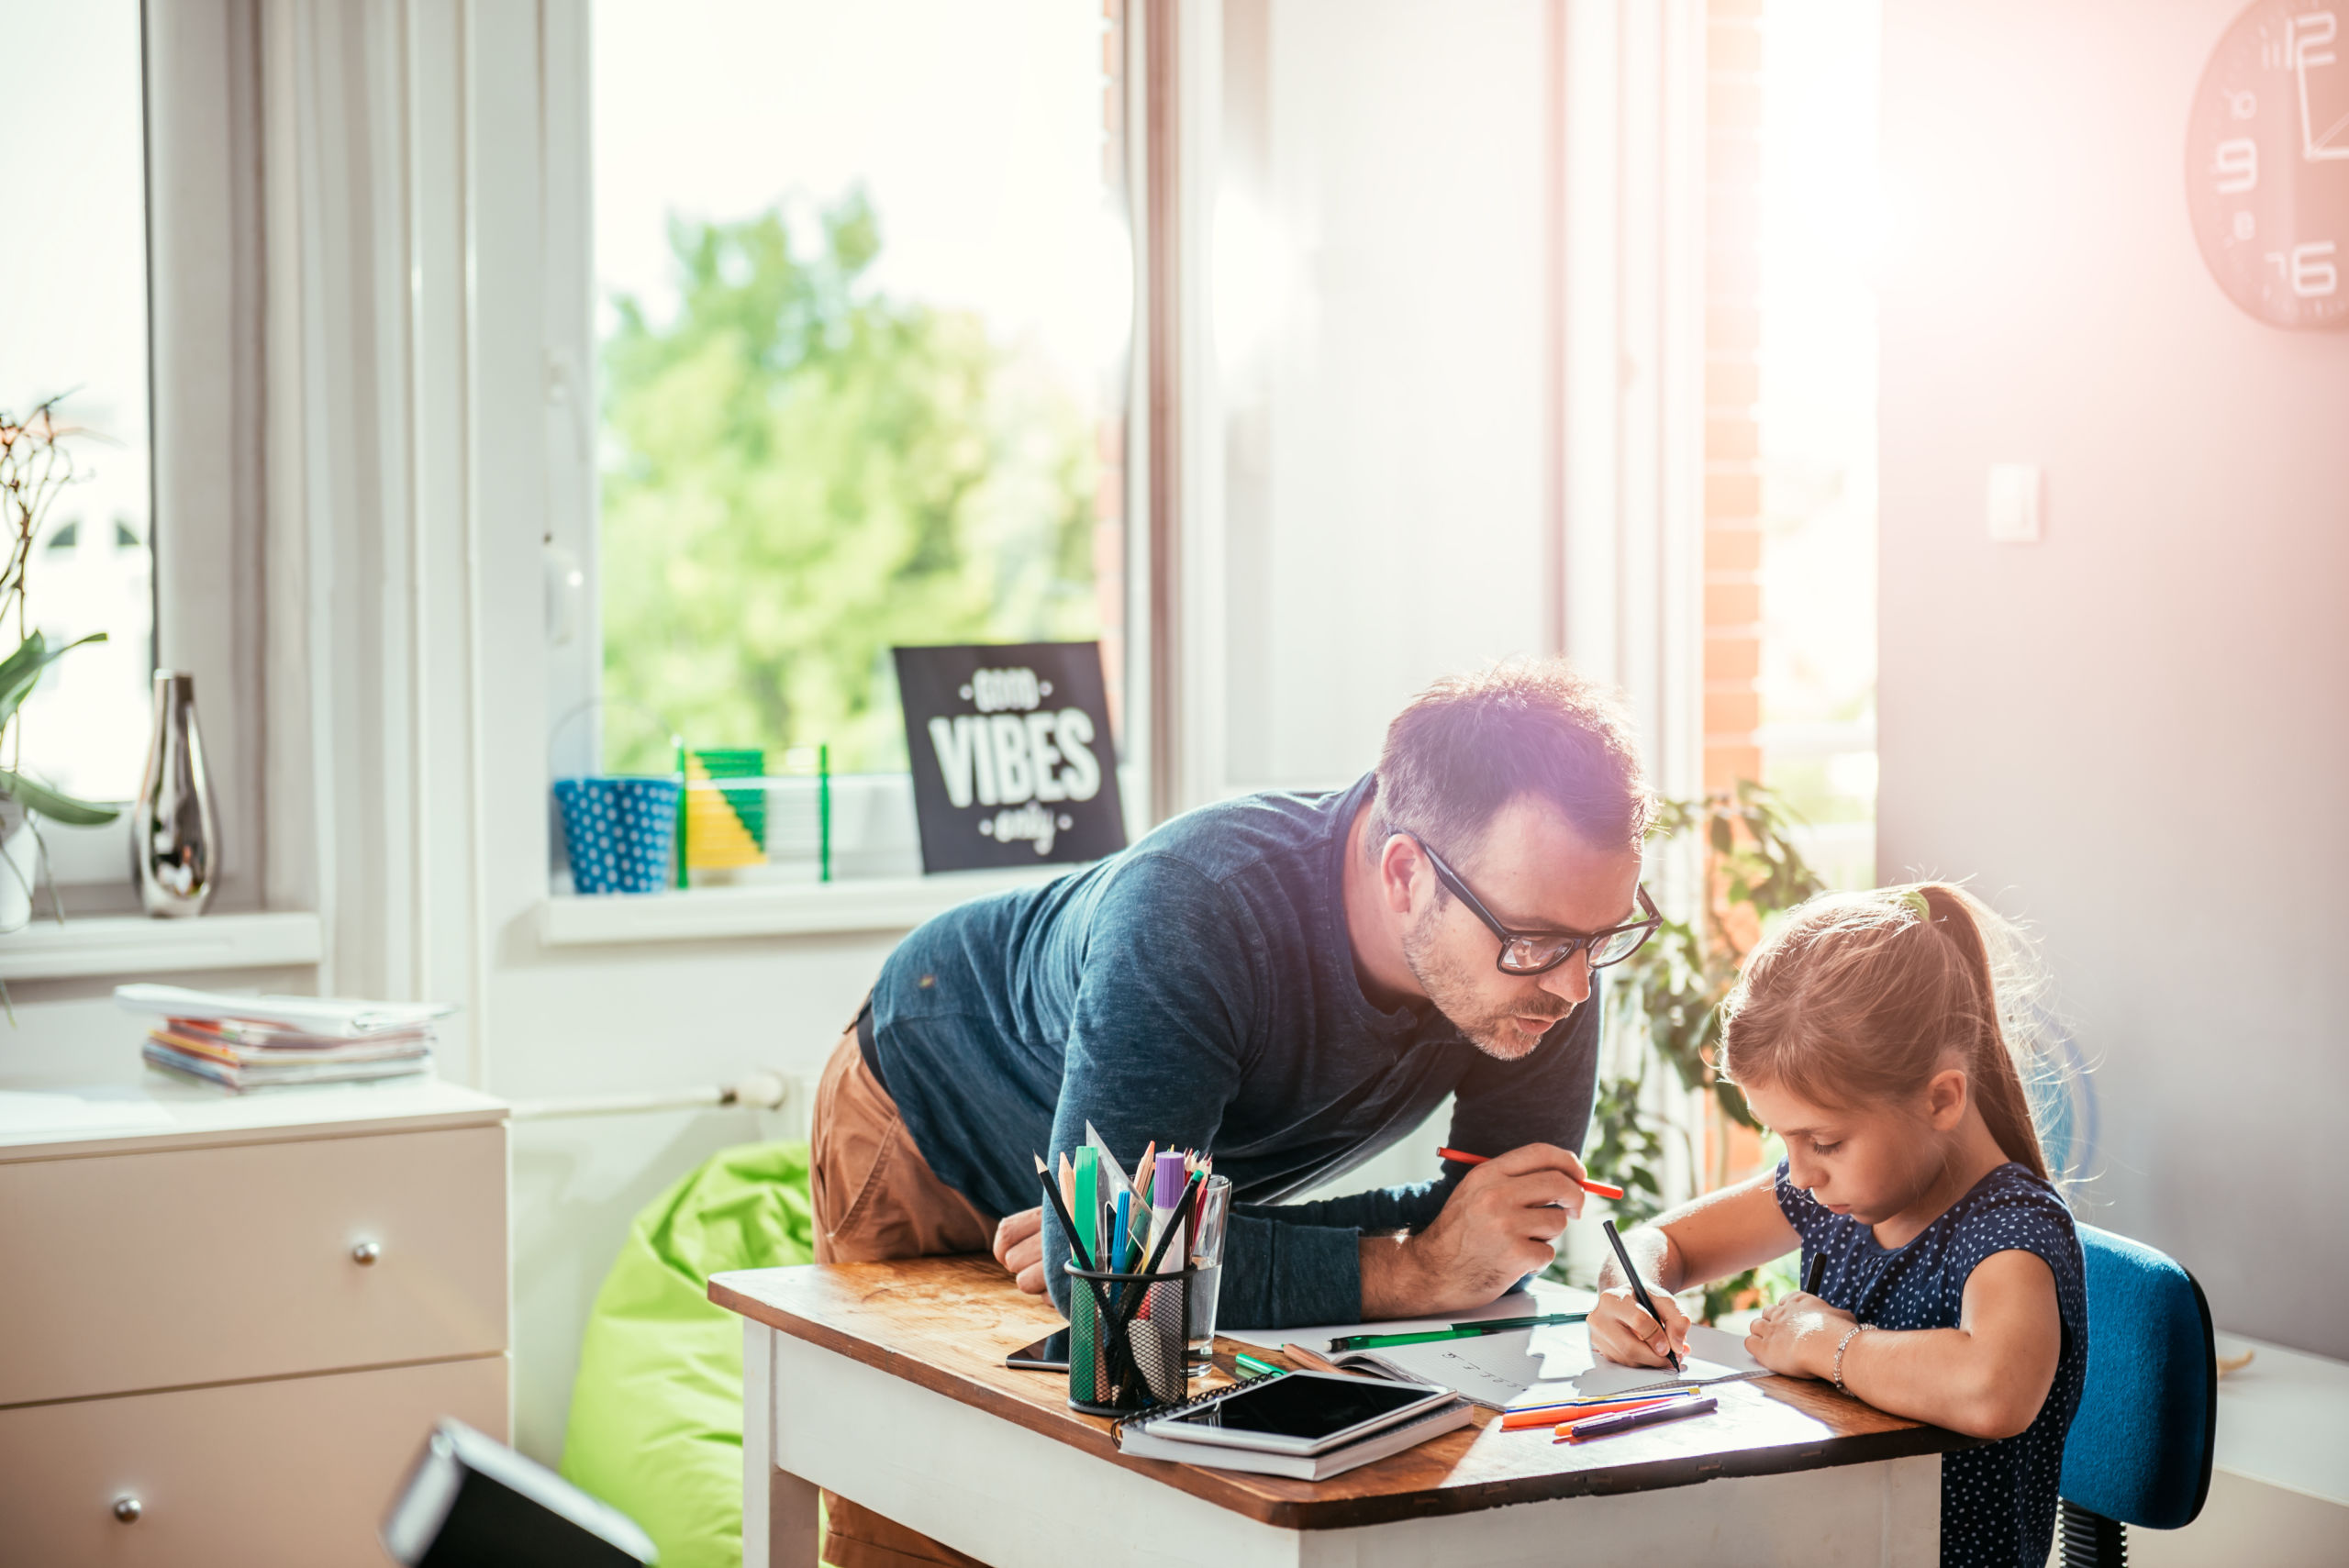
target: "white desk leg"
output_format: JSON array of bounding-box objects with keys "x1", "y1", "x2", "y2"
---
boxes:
[{"x1": 743, "y1": 1321, "x2": 819, "y2": 1568}]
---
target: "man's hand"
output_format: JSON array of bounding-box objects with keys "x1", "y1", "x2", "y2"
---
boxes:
[
  {"x1": 993, "y1": 1207, "x2": 1046, "y2": 1295},
  {"x1": 1360, "y1": 1143, "x2": 1590, "y2": 1318},
  {"x1": 1743, "y1": 1291, "x2": 1854, "y2": 1380},
  {"x1": 1587, "y1": 1280, "x2": 1692, "y2": 1367}
]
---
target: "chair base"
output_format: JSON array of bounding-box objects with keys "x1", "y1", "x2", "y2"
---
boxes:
[{"x1": 2060, "y1": 1498, "x2": 2128, "y2": 1566}]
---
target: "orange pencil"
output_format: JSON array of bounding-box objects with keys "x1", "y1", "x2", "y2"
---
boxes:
[
  {"x1": 1499, "y1": 1395, "x2": 1678, "y2": 1431},
  {"x1": 1438, "y1": 1146, "x2": 1626, "y2": 1201}
]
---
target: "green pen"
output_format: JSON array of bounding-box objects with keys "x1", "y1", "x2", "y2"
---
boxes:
[
  {"x1": 1329, "y1": 1312, "x2": 1589, "y2": 1351},
  {"x1": 1232, "y1": 1351, "x2": 1281, "y2": 1378}
]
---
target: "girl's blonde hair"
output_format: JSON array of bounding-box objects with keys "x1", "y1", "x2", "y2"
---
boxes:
[{"x1": 1720, "y1": 882, "x2": 2054, "y2": 1182}]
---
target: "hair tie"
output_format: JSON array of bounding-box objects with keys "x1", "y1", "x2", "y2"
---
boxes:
[{"x1": 1897, "y1": 887, "x2": 1932, "y2": 922}]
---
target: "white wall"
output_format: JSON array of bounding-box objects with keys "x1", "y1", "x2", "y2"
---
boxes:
[
  {"x1": 1877, "y1": 0, "x2": 2349, "y2": 1358},
  {"x1": 1214, "y1": 0, "x2": 1553, "y2": 794}
]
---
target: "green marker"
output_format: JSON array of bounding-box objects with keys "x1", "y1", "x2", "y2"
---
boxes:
[
  {"x1": 1328, "y1": 1312, "x2": 1589, "y2": 1351},
  {"x1": 1232, "y1": 1351, "x2": 1281, "y2": 1378}
]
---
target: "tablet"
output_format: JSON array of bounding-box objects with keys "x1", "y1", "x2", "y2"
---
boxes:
[{"x1": 1137, "y1": 1370, "x2": 1455, "y2": 1456}]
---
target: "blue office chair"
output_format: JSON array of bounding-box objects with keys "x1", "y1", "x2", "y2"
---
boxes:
[{"x1": 2056, "y1": 1225, "x2": 2219, "y2": 1565}]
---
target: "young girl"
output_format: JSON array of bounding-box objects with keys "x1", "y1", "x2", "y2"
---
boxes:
[{"x1": 1588, "y1": 883, "x2": 2085, "y2": 1568}]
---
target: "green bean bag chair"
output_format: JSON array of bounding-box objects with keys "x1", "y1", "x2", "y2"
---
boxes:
[{"x1": 561, "y1": 1140, "x2": 816, "y2": 1568}]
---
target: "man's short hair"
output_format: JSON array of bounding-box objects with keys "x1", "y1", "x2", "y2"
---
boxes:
[{"x1": 1364, "y1": 660, "x2": 1653, "y2": 864}]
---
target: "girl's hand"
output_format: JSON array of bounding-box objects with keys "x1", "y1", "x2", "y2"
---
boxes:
[
  {"x1": 1743, "y1": 1291, "x2": 1855, "y2": 1380},
  {"x1": 1588, "y1": 1282, "x2": 1691, "y2": 1368}
]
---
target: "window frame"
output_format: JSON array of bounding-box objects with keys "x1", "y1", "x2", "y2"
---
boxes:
[
  {"x1": 537, "y1": 0, "x2": 1159, "y2": 923},
  {"x1": 30, "y1": 0, "x2": 273, "y2": 921}
]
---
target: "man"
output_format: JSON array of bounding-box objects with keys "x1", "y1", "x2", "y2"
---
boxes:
[{"x1": 809, "y1": 659, "x2": 1654, "y2": 1566}]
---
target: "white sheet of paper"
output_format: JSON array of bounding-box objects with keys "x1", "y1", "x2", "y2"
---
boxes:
[
  {"x1": 1225, "y1": 1284, "x2": 1768, "y2": 1409},
  {"x1": 1220, "y1": 1279, "x2": 1593, "y2": 1353}
]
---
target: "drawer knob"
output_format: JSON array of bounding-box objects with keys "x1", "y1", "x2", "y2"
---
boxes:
[
  {"x1": 113, "y1": 1496, "x2": 142, "y2": 1524},
  {"x1": 351, "y1": 1240, "x2": 382, "y2": 1266}
]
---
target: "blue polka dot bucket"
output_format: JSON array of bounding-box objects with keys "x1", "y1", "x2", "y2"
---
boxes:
[{"x1": 553, "y1": 776, "x2": 681, "y2": 894}]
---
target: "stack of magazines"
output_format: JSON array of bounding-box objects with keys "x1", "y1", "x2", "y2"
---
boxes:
[{"x1": 117, "y1": 983, "x2": 453, "y2": 1093}]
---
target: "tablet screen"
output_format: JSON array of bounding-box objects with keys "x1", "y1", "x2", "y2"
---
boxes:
[{"x1": 1159, "y1": 1373, "x2": 1438, "y2": 1442}]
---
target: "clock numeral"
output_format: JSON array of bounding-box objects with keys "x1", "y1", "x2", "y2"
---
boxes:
[
  {"x1": 2269, "y1": 240, "x2": 2341, "y2": 295},
  {"x1": 2234, "y1": 211, "x2": 2257, "y2": 240},
  {"x1": 2292, "y1": 239, "x2": 2340, "y2": 296},
  {"x1": 2214, "y1": 138, "x2": 2260, "y2": 193},
  {"x1": 2229, "y1": 89, "x2": 2259, "y2": 118}
]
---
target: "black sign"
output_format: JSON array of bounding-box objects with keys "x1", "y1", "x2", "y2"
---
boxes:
[{"x1": 893, "y1": 641, "x2": 1127, "y2": 873}]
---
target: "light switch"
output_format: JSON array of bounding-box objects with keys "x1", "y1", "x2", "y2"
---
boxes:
[{"x1": 1987, "y1": 463, "x2": 2043, "y2": 544}]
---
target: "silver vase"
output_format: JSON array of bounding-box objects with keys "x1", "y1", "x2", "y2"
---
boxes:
[{"x1": 132, "y1": 671, "x2": 220, "y2": 917}]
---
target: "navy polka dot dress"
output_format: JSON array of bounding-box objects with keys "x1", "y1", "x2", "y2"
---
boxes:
[{"x1": 1776, "y1": 1160, "x2": 2087, "y2": 1568}]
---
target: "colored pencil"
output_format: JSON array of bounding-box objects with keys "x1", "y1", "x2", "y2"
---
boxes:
[
  {"x1": 1554, "y1": 1394, "x2": 1718, "y2": 1442},
  {"x1": 1500, "y1": 1395, "x2": 1681, "y2": 1430},
  {"x1": 1437, "y1": 1146, "x2": 1626, "y2": 1200},
  {"x1": 1033, "y1": 1153, "x2": 1097, "y2": 1272}
]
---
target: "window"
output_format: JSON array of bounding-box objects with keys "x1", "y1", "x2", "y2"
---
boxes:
[
  {"x1": 1754, "y1": 0, "x2": 1879, "y2": 889},
  {"x1": 1, "y1": 1, "x2": 153, "y2": 807},
  {"x1": 577, "y1": 0, "x2": 1134, "y2": 884}
]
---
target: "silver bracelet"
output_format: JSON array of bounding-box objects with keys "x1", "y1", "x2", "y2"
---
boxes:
[{"x1": 1831, "y1": 1323, "x2": 1871, "y2": 1392}]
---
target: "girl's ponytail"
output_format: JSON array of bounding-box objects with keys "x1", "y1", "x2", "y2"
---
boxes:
[
  {"x1": 1916, "y1": 884, "x2": 2050, "y2": 1183},
  {"x1": 1722, "y1": 880, "x2": 2066, "y2": 1187}
]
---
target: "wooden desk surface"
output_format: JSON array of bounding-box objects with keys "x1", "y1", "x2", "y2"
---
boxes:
[{"x1": 712, "y1": 1256, "x2": 1974, "y2": 1531}]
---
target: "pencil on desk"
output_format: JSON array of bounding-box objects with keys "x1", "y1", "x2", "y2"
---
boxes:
[{"x1": 1500, "y1": 1395, "x2": 1682, "y2": 1430}]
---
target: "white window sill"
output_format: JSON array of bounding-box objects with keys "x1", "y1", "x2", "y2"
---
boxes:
[
  {"x1": 0, "y1": 911, "x2": 325, "y2": 981},
  {"x1": 539, "y1": 865, "x2": 1079, "y2": 947}
]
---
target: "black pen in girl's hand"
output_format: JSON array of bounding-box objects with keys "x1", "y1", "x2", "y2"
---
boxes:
[
  {"x1": 1601, "y1": 1218, "x2": 1683, "y2": 1374},
  {"x1": 1803, "y1": 1251, "x2": 1826, "y2": 1296}
]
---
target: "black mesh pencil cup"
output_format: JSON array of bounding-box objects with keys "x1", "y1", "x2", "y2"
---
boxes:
[{"x1": 1064, "y1": 1261, "x2": 1192, "y2": 1415}]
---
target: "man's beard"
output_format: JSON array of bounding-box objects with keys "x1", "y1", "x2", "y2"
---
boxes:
[{"x1": 1400, "y1": 905, "x2": 1574, "y2": 1061}]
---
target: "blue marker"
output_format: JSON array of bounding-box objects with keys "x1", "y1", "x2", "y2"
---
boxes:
[{"x1": 1112, "y1": 1190, "x2": 1131, "y2": 1274}]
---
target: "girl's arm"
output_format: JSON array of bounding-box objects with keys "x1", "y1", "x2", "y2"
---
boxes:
[
  {"x1": 1745, "y1": 1249, "x2": 2062, "y2": 1440},
  {"x1": 1588, "y1": 1171, "x2": 1802, "y2": 1366}
]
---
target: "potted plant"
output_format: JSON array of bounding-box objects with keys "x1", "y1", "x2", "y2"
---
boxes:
[
  {"x1": 0, "y1": 397, "x2": 124, "y2": 929},
  {"x1": 1575, "y1": 781, "x2": 1826, "y2": 1317}
]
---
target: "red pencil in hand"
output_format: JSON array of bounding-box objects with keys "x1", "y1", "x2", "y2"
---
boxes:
[{"x1": 1438, "y1": 1145, "x2": 1627, "y2": 1201}]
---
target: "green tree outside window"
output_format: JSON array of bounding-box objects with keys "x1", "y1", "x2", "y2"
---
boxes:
[{"x1": 599, "y1": 190, "x2": 1104, "y2": 774}]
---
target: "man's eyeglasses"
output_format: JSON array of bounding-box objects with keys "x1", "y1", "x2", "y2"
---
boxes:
[{"x1": 1410, "y1": 835, "x2": 1662, "y2": 977}]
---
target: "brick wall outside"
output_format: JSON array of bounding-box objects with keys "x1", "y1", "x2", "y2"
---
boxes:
[
  {"x1": 1704, "y1": 0, "x2": 1770, "y2": 1190},
  {"x1": 1703, "y1": 0, "x2": 1764, "y2": 796},
  {"x1": 1095, "y1": 0, "x2": 1130, "y2": 746}
]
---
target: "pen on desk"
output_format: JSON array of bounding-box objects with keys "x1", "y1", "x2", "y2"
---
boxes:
[
  {"x1": 1601, "y1": 1218, "x2": 1683, "y2": 1375},
  {"x1": 1437, "y1": 1146, "x2": 1627, "y2": 1201},
  {"x1": 1803, "y1": 1251, "x2": 1826, "y2": 1296},
  {"x1": 1329, "y1": 1313, "x2": 1589, "y2": 1351},
  {"x1": 1232, "y1": 1351, "x2": 1281, "y2": 1378},
  {"x1": 1553, "y1": 1393, "x2": 1718, "y2": 1442}
]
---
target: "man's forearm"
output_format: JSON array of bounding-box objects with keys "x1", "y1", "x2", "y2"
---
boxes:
[{"x1": 1357, "y1": 1231, "x2": 1426, "y2": 1319}]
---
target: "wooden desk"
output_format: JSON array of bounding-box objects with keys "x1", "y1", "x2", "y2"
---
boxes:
[{"x1": 713, "y1": 1257, "x2": 1971, "y2": 1568}]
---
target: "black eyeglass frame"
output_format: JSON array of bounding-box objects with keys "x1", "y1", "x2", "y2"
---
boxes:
[{"x1": 1410, "y1": 835, "x2": 1663, "y2": 977}]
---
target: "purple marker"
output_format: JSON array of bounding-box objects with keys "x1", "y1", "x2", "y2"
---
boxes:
[
  {"x1": 1557, "y1": 1394, "x2": 1719, "y2": 1443},
  {"x1": 1151, "y1": 1151, "x2": 1188, "y2": 1274}
]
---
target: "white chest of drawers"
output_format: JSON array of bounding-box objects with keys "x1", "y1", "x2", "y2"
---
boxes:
[{"x1": 0, "y1": 1078, "x2": 509, "y2": 1565}]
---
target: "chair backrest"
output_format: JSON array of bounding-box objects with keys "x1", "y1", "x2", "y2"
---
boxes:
[{"x1": 2058, "y1": 1224, "x2": 2218, "y2": 1529}]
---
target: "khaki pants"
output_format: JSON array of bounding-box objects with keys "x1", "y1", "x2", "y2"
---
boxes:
[{"x1": 809, "y1": 1017, "x2": 997, "y2": 1568}]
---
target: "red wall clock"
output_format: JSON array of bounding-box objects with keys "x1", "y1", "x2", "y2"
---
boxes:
[{"x1": 2188, "y1": 2, "x2": 2349, "y2": 328}]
